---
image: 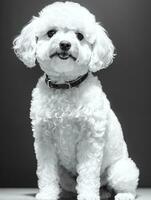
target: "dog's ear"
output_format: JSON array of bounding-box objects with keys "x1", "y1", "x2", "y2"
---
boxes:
[
  {"x1": 89, "y1": 23, "x2": 115, "y2": 72},
  {"x1": 13, "y1": 18, "x2": 37, "y2": 68}
]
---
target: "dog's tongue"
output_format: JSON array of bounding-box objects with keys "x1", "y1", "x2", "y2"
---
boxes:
[{"x1": 59, "y1": 52, "x2": 69, "y2": 59}]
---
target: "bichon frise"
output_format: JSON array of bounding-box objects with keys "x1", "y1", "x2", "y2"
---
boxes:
[{"x1": 13, "y1": 2, "x2": 139, "y2": 200}]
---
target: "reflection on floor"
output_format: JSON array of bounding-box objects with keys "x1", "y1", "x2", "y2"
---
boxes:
[{"x1": 0, "y1": 188, "x2": 150, "y2": 200}]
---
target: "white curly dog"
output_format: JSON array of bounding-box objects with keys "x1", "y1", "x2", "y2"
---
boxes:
[{"x1": 13, "y1": 2, "x2": 139, "y2": 200}]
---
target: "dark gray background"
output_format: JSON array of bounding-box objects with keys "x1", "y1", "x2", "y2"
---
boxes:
[{"x1": 0, "y1": 0, "x2": 150, "y2": 187}]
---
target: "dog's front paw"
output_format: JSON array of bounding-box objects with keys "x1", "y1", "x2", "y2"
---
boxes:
[
  {"x1": 36, "y1": 186, "x2": 59, "y2": 200},
  {"x1": 78, "y1": 192, "x2": 100, "y2": 200},
  {"x1": 36, "y1": 192, "x2": 58, "y2": 200},
  {"x1": 36, "y1": 192, "x2": 51, "y2": 200},
  {"x1": 115, "y1": 193, "x2": 135, "y2": 200}
]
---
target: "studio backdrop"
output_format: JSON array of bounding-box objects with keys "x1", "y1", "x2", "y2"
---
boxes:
[{"x1": 0, "y1": 0, "x2": 150, "y2": 187}]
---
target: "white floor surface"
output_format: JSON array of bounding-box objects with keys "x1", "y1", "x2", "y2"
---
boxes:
[{"x1": 0, "y1": 188, "x2": 150, "y2": 200}]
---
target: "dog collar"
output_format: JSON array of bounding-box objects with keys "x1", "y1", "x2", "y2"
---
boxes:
[{"x1": 45, "y1": 72, "x2": 89, "y2": 89}]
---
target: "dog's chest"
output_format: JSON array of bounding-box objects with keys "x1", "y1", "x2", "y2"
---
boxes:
[
  {"x1": 46, "y1": 90, "x2": 89, "y2": 172},
  {"x1": 52, "y1": 117, "x2": 84, "y2": 172}
]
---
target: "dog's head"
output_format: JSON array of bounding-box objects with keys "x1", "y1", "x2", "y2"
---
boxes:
[{"x1": 13, "y1": 1, "x2": 115, "y2": 77}]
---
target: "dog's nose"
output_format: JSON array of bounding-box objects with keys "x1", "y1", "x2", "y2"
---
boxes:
[{"x1": 59, "y1": 41, "x2": 71, "y2": 51}]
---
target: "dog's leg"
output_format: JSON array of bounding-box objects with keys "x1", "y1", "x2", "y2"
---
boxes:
[
  {"x1": 33, "y1": 122, "x2": 60, "y2": 200},
  {"x1": 107, "y1": 158, "x2": 139, "y2": 200},
  {"x1": 76, "y1": 120, "x2": 105, "y2": 200}
]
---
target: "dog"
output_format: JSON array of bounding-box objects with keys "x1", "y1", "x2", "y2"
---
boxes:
[{"x1": 13, "y1": 2, "x2": 139, "y2": 200}]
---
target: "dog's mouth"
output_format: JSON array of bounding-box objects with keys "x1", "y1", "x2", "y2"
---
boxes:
[{"x1": 50, "y1": 52, "x2": 76, "y2": 61}]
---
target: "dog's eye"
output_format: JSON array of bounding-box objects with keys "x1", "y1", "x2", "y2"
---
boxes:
[
  {"x1": 76, "y1": 32, "x2": 84, "y2": 41},
  {"x1": 47, "y1": 29, "x2": 57, "y2": 38}
]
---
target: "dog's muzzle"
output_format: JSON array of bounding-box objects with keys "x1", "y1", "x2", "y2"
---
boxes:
[
  {"x1": 50, "y1": 51, "x2": 76, "y2": 61},
  {"x1": 50, "y1": 40, "x2": 76, "y2": 61}
]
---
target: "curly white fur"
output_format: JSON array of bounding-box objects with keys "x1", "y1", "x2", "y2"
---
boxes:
[{"x1": 13, "y1": 2, "x2": 139, "y2": 200}]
